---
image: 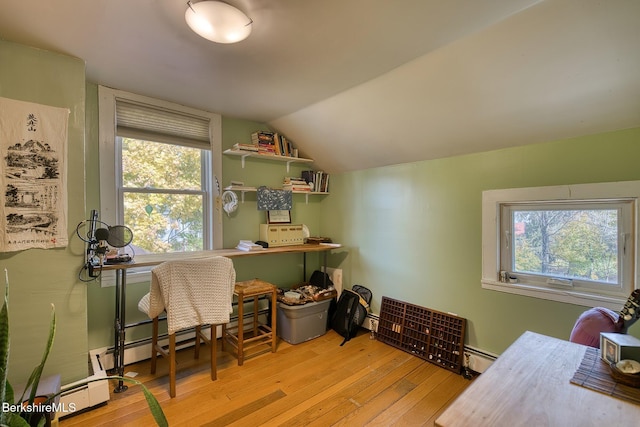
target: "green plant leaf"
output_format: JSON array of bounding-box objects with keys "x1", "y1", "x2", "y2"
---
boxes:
[
  {"x1": 1, "y1": 269, "x2": 11, "y2": 426},
  {"x1": 0, "y1": 271, "x2": 167, "y2": 427},
  {"x1": 18, "y1": 303, "x2": 55, "y2": 425},
  {"x1": 139, "y1": 382, "x2": 169, "y2": 427},
  {"x1": 3, "y1": 411, "x2": 31, "y2": 427},
  {"x1": 42, "y1": 376, "x2": 168, "y2": 427},
  {"x1": 4, "y1": 380, "x2": 14, "y2": 410}
]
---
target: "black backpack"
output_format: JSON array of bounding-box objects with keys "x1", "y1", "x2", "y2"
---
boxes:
[{"x1": 331, "y1": 285, "x2": 372, "y2": 346}]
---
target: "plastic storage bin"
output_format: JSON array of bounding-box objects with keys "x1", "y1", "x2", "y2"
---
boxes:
[{"x1": 276, "y1": 299, "x2": 332, "y2": 344}]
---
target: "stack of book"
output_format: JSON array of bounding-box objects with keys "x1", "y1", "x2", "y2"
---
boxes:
[
  {"x1": 235, "y1": 240, "x2": 266, "y2": 251},
  {"x1": 283, "y1": 177, "x2": 312, "y2": 192},
  {"x1": 251, "y1": 131, "x2": 298, "y2": 157},
  {"x1": 301, "y1": 170, "x2": 330, "y2": 193},
  {"x1": 233, "y1": 142, "x2": 259, "y2": 152},
  {"x1": 251, "y1": 131, "x2": 277, "y2": 155}
]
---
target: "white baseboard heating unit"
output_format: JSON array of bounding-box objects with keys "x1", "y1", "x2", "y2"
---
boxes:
[
  {"x1": 462, "y1": 345, "x2": 496, "y2": 374},
  {"x1": 58, "y1": 349, "x2": 111, "y2": 416}
]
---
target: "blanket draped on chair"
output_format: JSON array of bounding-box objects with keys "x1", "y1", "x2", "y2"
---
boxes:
[{"x1": 138, "y1": 256, "x2": 236, "y2": 334}]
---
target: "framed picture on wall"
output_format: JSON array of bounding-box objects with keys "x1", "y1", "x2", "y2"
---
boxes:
[{"x1": 267, "y1": 210, "x2": 291, "y2": 224}]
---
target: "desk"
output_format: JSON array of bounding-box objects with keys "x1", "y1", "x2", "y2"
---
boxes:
[
  {"x1": 100, "y1": 243, "x2": 339, "y2": 392},
  {"x1": 435, "y1": 331, "x2": 640, "y2": 426}
]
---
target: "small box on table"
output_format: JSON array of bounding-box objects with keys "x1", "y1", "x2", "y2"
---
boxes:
[{"x1": 600, "y1": 332, "x2": 640, "y2": 364}]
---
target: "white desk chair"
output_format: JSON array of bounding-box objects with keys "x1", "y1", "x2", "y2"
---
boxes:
[{"x1": 138, "y1": 256, "x2": 235, "y2": 397}]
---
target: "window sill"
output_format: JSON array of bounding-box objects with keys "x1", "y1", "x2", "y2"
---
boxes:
[{"x1": 481, "y1": 279, "x2": 624, "y2": 311}]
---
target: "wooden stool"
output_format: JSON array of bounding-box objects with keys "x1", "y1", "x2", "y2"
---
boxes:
[{"x1": 222, "y1": 279, "x2": 277, "y2": 365}]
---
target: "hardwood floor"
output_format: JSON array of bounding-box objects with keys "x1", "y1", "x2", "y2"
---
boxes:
[{"x1": 60, "y1": 330, "x2": 473, "y2": 426}]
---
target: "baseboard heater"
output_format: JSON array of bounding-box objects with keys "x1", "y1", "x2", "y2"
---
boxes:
[
  {"x1": 69, "y1": 307, "x2": 268, "y2": 418},
  {"x1": 94, "y1": 307, "x2": 270, "y2": 373},
  {"x1": 58, "y1": 349, "x2": 111, "y2": 418},
  {"x1": 463, "y1": 345, "x2": 497, "y2": 374},
  {"x1": 362, "y1": 312, "x2": 380, "y2": 332}
]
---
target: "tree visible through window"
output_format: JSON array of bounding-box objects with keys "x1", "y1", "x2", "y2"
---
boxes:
[
  {"x1": 512, "y1": 209, "x2": 618, "y2": 284},
  {"x1": 120, "y1": 137, "x2": 208, "y2": 253},
  {"x1": 500, "y1": 200, "x2": 631, "y2": 295},
  {"x1": 99, "y1": 87, "x2": 222, "y2": 286},
  {"x1": 482, "y1": 182, "x2": 638, "y2": 308}
]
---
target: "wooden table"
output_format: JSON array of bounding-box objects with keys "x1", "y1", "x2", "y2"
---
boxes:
[
  {"x1": 100, "y1": 243, "x2": 340, "y2": 392},
  {"x1": 435, "y1": 331, "x2": 640, "y2": 426}
]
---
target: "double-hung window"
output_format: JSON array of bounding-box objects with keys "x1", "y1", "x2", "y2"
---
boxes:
[
  {"x1": 98, "y1": 87, "x2": 222, "y2": 283},
  {"x1": 482, "y1": 181, "x2": 639, "y2": 310}
]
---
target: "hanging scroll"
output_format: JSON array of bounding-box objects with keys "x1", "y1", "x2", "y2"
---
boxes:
[{"x1": 0, "y1": 97, "x2": 69, "y2": 252}]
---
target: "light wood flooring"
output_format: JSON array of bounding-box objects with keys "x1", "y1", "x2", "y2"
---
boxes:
[{"x1": 60, "y1": 330, "x2": 473, "y2": 426}]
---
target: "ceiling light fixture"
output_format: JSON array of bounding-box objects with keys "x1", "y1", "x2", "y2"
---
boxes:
[{"x1": 185, "y1": 1, "x2": 253, "y2": 44}]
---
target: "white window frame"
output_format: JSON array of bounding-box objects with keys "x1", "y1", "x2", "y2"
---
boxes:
[
  {"x1": 98, "y1": 86, "x2": 223, "y2": 286},
  {"x1": 482, "y1": 181, "x2": 639, "y2": 311}
]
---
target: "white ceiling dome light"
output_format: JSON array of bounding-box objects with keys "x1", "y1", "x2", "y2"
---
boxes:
[{"x1": 185, "y1": 1, "x2": 253, "y2": 44}]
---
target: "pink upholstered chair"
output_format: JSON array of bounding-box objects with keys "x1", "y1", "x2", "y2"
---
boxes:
[
  {"x1": 569, "y1": 290, "x2": 640, "y2": 348},
  {"x1": 569, "y1": 307, "x2": 622, "y2": 348}
]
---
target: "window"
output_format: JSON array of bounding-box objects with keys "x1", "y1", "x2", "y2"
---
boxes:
[
  {"x1": 482, "y1": 181, "x2": 639, "y2": 310},
  {"x1": 98, "y1": 87, "x2": 222, "y2": 284},
  {"x1": 119, "y1": 137, "x2": 210, "y2": 253}
]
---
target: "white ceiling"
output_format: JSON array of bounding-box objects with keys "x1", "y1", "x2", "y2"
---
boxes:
[{"x1": 1, "y1": 0, "x2": 638, "y2": 173}]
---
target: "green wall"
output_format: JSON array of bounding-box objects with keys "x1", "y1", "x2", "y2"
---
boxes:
[
  {"x1": 0, "y1": 40, "x2": 88, "y2": 384},
  {"x1": 84, "y1": 89, "x2": 326, "y2": 349},
  {"x1": 5, "y1": 39, "x2": 640, "y2": 374},
  {"x1": 321, "y1": 129, "x2": 640, "y2": 355}
]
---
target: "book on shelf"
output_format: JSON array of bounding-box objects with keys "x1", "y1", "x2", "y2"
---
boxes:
[
  {"x1": 236, "y1": 240, "x2": 265, "y2": 251},
  {"x1": 283, "y1": 176, "x2": 312, "y2": 192},
  {"x1": 225, "y1": 185, "x2": 257, "y2": 191},
  {"x1": 283, "y1": 184, "x2": 312, "y2": 192},
  {"x1": 301, "y1": 170, "x2": 330, "y2": 193},
  {"x1": 258, "y1": 143, "x2": 277, "y2": 155},
  {"x1": 281, "y1": 135, "x2": 290, "y2": 156},
  {"x1": 252, "y1": 131, "x2": 277, "y2": 155},
  {"x1": 274, "y1": 133, "x2": 283, "y2": 155},
  {"x1": 251, "y1": 130, "x2": 298, "y2": 158},
  {"x1": 251, "y1": 131, "x2": 275, "y2": 143},
  {"x1": 233, "y1": 142, "x2": 259, "y2": 152},
  {"x1": 283, "y1": 177, "x2": 308, "y2": 185},
  {"x1": 320, "y1": 173, "x2": 329, "y2": 193}
]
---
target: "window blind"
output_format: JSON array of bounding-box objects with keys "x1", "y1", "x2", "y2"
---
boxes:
[{"x1": 115, "y1": 99, "x2": 211, "y2": 150}]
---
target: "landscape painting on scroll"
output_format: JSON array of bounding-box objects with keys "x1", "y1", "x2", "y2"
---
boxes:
[{"x1": 0, "y1": 97, "x2": 69, "y2": 252}]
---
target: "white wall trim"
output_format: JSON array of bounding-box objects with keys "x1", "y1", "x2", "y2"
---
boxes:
[{"x1": 482, "y1": 180, "x2": 640, "y2": 308}]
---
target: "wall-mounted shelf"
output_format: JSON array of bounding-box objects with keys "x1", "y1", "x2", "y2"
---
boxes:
[
  {"x1": 224, "y1": 149, "x2": 314, "y2": 172},
  {"x1": 223, "y1": 185, "x2": 256, "y2": 203},
  {"x1": 224, "y1": 185, "x2": 328, "y2": 203}
]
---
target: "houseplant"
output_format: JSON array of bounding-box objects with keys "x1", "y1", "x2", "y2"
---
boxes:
[{"x1": 0, "y1": 269, "x2": 168, "y2": 427}]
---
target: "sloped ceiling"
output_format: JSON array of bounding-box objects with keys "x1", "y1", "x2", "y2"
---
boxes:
[{"x1": 0, "y1": 0, "x2": 638, "y2": 173}]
